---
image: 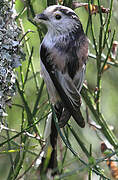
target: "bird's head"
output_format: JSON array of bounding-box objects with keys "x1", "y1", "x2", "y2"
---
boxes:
[{"x1": 34, "y1": 5, "x2": 83, "y2": 35}]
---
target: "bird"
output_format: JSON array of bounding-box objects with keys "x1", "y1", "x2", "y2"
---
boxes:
[{"x1": 34, "y1": 5, "x2": 88, "y2": 128}]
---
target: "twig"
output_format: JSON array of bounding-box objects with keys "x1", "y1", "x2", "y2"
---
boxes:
[
  {"x1": 81, "y1": 85, "x2": 118, "y2": 148},
  {"x1": 0, "y1": 123, "x2": 42, "y2": 141},
  {"x1": 23, "y1": 47, "x2": 34, "y2": 88},
  {"x1": 103, "y1": 0, "x2": 113, "y2": 48},
  {"x1": 101, "y1": 30, "x2": 116, "y2": 73},
  {"x1": 0, "y1": 112, "x2": 51, "y2": 147},
  {"x1": 19, "y1": 30, "x2": 35, "y2": 44},
  {"x1": 19, "y1": 18, "x2": 40, "y2": 91},
  {"x1": 88, "y1": 53, "x2": 118, "y2": 67}
]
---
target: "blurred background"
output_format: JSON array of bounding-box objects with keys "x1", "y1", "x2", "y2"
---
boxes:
[{"x1": 0, "y1": 0, "x2": 118, "y2": 179}]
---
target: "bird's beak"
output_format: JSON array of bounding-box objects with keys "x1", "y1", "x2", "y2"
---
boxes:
[{"x1": 34, "y1": 13, "x2": 49, "y2": 23}]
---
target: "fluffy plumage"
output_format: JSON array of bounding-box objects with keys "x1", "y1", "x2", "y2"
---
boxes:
[{"x1": 35, "y1": 5, "x2": 88, "y2": 128}]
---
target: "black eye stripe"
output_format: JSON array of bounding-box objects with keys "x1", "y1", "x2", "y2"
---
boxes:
[
  {"x1": 53, "y1": 7, "x2": 78, "y2": 17},
  {"x1": 53, "y1": 7, "x2": 79, "y2": 21},
  {"x1": 60, "y1": 9, "x2": 74, "y2": 16}
]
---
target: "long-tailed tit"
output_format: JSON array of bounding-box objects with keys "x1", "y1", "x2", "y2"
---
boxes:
[{"x1": 34, "y1": 5, "x2": 88, "y2": 128}]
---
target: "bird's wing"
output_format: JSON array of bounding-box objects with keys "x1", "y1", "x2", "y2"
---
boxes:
[
  {"x1": 40, "y1": 43, "x2": 82, "y2": 109},
  {"x1": 40, "y1": 36, "x2": 88, "y2": 127},
  {"x1": 55, "y1": 70, "x2": 81, "y2": 110}
]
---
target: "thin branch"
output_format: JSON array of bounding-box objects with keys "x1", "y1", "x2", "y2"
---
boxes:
[
  {"x1": 23, "y1": 47, "x2": 34, "y2": 88},
  {"x1": 0, "y1": 123, "x2": 42, "y2": 141},
  {"x1": 0, "y1": 112, "x2": 50, "y2": 147}
]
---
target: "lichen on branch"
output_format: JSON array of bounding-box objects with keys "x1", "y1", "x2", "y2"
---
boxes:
[{"x1": 0, "y1": 0, "x2": 25, "y2": 117}]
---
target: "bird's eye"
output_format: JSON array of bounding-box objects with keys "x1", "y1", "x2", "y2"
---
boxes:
[{"x1": 55, "y1": 14, "x2": 62, "y2": 20}]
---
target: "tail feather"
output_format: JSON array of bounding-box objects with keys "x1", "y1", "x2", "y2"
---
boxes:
[{"x1": 72, "y1": 109, "x2": 85, "y2": 128}]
